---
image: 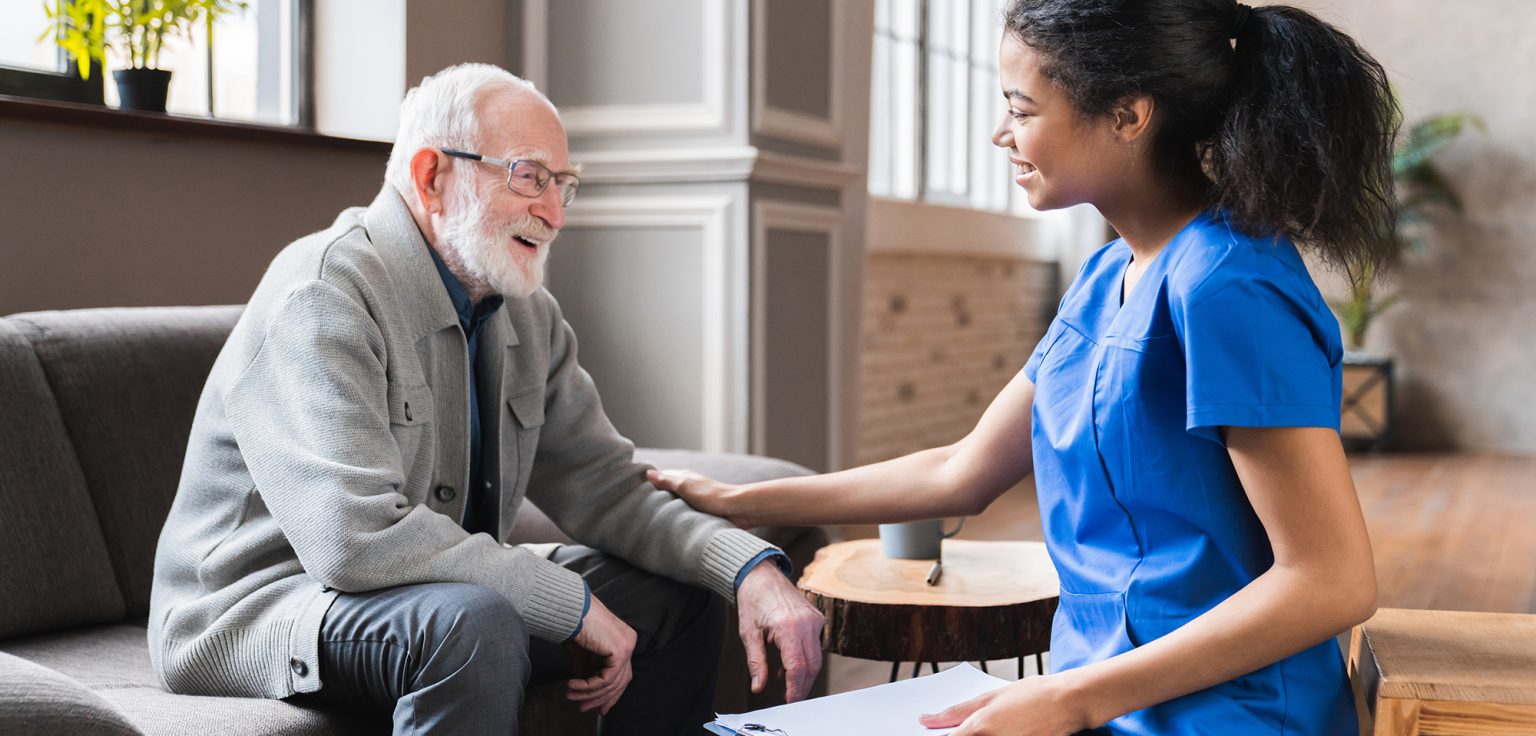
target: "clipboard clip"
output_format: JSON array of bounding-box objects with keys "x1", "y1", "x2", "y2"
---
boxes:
[{"x1": 743, "y1": 724, "x2": 788, "y2": 735}]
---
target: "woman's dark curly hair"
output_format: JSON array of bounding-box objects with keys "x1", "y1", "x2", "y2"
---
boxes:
[{"x1": 1004, "y1": 0, "x2": 1399, "y2": 273}]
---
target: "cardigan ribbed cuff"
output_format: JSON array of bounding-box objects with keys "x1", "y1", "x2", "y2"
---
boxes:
[
  {"x1": 520, "y1": 562, "x2": 590, "y2": 642},
  {"x1": 699, "y1": 528, "x2": 780, "y2": 604}
]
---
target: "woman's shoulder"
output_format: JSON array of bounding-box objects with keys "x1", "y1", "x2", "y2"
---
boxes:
[{"x1": 1167, "y1": 210, "x2": 1320, "y2": 308}]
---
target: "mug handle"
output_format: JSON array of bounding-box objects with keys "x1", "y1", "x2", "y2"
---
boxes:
[{"x1": 941, "y1": 517, "x2": 966, "y2": 539}]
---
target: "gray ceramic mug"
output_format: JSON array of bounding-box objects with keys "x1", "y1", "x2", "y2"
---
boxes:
[{"x1": 878, "y1": 518, "x2": 966, "y2": 560}]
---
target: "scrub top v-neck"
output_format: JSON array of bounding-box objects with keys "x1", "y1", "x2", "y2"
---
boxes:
[{"x1": 1025, "y1": 210, "x2": 1355, "y2": 734}]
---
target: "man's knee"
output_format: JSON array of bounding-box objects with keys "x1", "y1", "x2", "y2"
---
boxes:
[{"x1": 413, "y1": 583, "x2": 531, "y2": 687}]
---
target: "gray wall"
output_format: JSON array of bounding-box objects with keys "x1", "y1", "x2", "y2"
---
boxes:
[
  {"x1": 0, "y1": 121, "x2": 386, "y2": 314},
  {"x1": 1, "y1": 0, "x2": 523, "y2": 316},
  {"x1": 1274, "y1": 0, "x2": 1536, "y2": 453}
]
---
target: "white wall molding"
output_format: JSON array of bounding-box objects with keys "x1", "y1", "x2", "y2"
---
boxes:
[
  {"x1": 574, "y1": 146, "x2": 759, "y2": 184},
  {"x1": 572, "y1": 146, "x2": 861, "y2": 189},
  {"x1": 752, "y1": 150, "x2": 862, "y2": 189},
  {"x1": 553, "y1": 0, "x2": 731, "y2": 136},
  {"x1": 562, "y1": 195, "x2": 747, "y2": 452},
  {"x1": 750, "y1": 0, "x2": 846, "y2": 150},
  {"x1": 521, "y1": 0, "x2": 549, "y2": 90},
  {"x1": 751, "y1": 201, "x2": 846, "y2": 469}
]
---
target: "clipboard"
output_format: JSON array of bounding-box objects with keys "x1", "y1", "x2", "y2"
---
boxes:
[{"x1": 704, "y1": 663, "x2": 1009, "y2": 735}]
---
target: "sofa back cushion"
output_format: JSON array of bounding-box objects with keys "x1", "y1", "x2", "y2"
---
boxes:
[
  {"x1": 8, "y1": 307, "x2": 243, "y2": 618},
  {"x1": 0, "y1": 320, "x2": 126, "y2": 637}
]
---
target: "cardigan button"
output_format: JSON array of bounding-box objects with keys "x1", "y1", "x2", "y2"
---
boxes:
[
  {"x1": 435, "y1": 485, "x2": 456, "y2": 502},
  {"x1": 404, "y1": 401, "x2": 413, "y2": 422},
  {"x1": 289, "y1": 658, "x2": 308, "y2": 677}
]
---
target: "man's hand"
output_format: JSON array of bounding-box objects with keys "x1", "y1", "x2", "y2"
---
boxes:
[
  {"x1": 735, "y1": 561, "x2": 825, "y2": 702},
  {"x1": 566, "y1": 594, "x2": 636, "y2": 715}
]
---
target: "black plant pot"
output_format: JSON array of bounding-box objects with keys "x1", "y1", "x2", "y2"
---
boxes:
[{"x1": 113, "y1": 68, "x2": 172, "y2": 113}]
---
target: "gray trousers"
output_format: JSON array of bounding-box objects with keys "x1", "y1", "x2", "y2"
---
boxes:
[{"x1": 292, "y1": 546, "x2": 725, "y2": 735}]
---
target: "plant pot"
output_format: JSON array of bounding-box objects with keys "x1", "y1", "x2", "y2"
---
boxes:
[
  {"x1": 1341, "y1": 352, "x2": 1394, "y2": 451},
  {"x1": 113, "y1": 68, "x2": 172, "y2": 113}
]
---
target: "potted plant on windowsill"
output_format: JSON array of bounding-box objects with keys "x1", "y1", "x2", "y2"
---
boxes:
[
  {"x1": 41, "y1": 0, "x2": 245, "y2": 113},
  {"x1": 1331, "y1": 112, "x2": 1485, "y2": 449}
]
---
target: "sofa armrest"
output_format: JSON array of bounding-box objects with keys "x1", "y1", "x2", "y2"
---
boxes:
[{"x1": 0, "y1": 652, "x2": 143, "y2": 736}]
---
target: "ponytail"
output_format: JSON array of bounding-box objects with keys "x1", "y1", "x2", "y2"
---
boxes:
[
  {"x1": 1003, "y1": 0, "x2": 1399, "y2": 273},
  {"x1": 1210, "y1": 4, "x2": 1398, "y2": 273}
]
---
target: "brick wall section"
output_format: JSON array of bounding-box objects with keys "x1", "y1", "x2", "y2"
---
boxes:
[{"x1": 856, "y1": 253, "x2": 1057, "y2": 466}]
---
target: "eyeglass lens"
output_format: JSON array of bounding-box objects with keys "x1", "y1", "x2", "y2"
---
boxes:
[{"x1": 507, "y1": 160, "x2": 578, "y2": 206}]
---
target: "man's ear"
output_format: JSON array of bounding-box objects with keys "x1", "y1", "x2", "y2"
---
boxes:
[
  {"x1": 409, "y1": 148, "x2": 448, "y2": 214},
  {"x1": 1110, "y1": 94, "x2": 1156, "y2": 144}
]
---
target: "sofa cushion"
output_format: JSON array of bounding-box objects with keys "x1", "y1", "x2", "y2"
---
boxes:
[
  {"x1": 0, "y1": 319, "x2": 125, "y2": 638},
  {"x1": 0, "y1": 624, "x2": 369, "y2": 736},
  {"x1": 8, "y1": 306, "x2": 244, "y2": 618},
  {"x1": 0, "y1": 651, "x2": 142, "y2": 736}
]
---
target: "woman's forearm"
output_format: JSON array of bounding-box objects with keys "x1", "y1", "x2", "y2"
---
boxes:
[
  {"x1": 696, "y1": 371, "x2": 1037, "y2": 528},
  {"x1": 729, "y1": 445, "x2": 978, "y2": 528}
]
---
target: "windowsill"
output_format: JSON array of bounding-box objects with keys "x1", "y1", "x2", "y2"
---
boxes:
[
  {"x1": 0, "y1": 94, "x2": 390, "y2": 154},
  {"x1": 865, "y1": 196, "x2": 1058, "y2": 261}
]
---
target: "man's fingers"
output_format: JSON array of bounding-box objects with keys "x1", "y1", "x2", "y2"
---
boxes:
[
  {"x1": 787, "y1": 628, "x2": 823, "y2": 702},
  {"x1": 741, "y1": 623, "x2": 769, "y2": 693},
  {"x1": 917, "y1": 692, "x2": 989, "y2": 728}
]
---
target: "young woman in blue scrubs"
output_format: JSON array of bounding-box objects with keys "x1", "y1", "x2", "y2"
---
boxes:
[{"x1": 651, "y1": 1, "x2": 1396, "y2": 733}]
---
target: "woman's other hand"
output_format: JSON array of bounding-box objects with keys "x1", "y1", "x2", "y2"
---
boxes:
[
  {"x1": 918, "y1": 675, "x2": 1091, "y2": 735},
  {"x1": 646, "y1": 468, "x2": 748, "y2": 527}
]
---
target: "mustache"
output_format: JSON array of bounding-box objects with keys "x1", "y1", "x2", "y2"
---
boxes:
[{"x1": 501, "y1": 214, "x2": 557, "y2": 243}]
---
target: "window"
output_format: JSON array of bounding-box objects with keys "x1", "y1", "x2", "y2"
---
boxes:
[
  {"x1": 1, "y1": 0, "x2": 311, "y2": 127},
  {"x1": 869, "y1": 0, "x2": 1030, "y2": 215}
]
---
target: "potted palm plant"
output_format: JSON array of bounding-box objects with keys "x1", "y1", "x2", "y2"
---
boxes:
[
  {"x1": 41, "y1": 0, "x2": 246, "y2": 113},
  {"x1": 1333, "y1": 112, "x2": 1485, "y2": 448}
]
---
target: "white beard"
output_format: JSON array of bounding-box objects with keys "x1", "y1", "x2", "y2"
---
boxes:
[{"x1": 437, "y1": 183, "x2": 554, "y2": 299}]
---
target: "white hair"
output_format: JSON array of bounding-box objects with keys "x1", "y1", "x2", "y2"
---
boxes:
[{"x1": 384, "y1": 63, "x2": 552, "y2": 200}]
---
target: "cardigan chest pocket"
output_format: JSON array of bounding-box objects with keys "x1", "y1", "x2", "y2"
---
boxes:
[
  {"x1": 503, "y1": 388, "x2": 546, "y2": 503},
  {"x1": 388, "y1": 383, "x2": 436, "y2": 491}
]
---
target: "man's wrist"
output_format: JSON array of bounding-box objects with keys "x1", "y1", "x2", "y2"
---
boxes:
[
  {"x1": 733, "y1": 549, "x2": 791, "y2": 594},
  {"x1": 566, "y1": 583, "x2": 592, "y2": 641}
]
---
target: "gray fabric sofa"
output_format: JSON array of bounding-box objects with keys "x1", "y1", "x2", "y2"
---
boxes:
[{"x1": 0, "y1": 305, "x2": 829, "y2": 735}]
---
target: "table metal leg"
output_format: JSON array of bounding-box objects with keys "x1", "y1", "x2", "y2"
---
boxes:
[
  {"x1": 911, "y1": 661, "x2": 922, "y2": 679},
  {"x1": 978, "y1": 660, "x2": 988, "y2": 674},
  {"x1": 1036, "y1": 652, "x2": 1045, "y2": 675},
  {"x1": 890, "y1": 661, "x2": 901, "y2": 683}
]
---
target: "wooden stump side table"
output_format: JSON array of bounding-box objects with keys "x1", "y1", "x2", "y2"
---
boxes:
[
  {"x1": 797, "y1": 539, "x2": 1060, "y2": 680},
  {"x1": 1348, "y1": 608, "x2": 1536, "y2": 735}
]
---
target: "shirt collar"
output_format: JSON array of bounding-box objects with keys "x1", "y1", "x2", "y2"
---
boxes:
[{"x1": 425, "y1": 243, "x2": 504, "y2": 335}]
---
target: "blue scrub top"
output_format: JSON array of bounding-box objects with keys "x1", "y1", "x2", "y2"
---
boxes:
[{"x1": 1026, "y1": 210, "x2": 1356, "y2": 734}]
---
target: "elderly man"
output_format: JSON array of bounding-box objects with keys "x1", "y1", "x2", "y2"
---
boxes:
[{"x1": 147, "y1": 63, "x2": 823, "y2": 735}]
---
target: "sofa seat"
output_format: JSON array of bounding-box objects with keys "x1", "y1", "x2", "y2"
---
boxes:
[{"x1": 0, "y1": 625, "x2": 370, "y2": 736}]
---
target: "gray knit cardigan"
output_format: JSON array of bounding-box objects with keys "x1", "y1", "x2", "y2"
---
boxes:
[{"x1": 147, "y1": 186, "x2": 774, "y2": 699}]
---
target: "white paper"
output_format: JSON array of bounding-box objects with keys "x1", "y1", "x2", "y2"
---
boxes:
[{"x1": 711, "y1": 663, "x2": 1011, "y2": 735}]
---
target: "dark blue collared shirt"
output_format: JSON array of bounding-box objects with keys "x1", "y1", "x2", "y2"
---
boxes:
[
  {"x1": 425, "y1": 246, "x2": 504, "y2": 537},
  {"x1": 427, "y1": 245, "x2": 780, "y2": 639}
]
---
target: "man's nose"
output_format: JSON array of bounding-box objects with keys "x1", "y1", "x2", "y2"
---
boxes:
[{"x1": 530, "y1": 186, "x2": 565, "y2": 231}]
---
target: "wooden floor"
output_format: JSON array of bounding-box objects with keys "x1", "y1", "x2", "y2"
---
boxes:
[{"x1": 824, "y1": 452, "x2": 1536, "y2": 694}]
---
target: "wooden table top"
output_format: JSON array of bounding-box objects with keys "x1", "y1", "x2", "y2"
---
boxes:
[
  {"x1": 1349, "y1": 608, "x2": 1536, "y2": 734},
  {"x1": 797, "y1": 539, "x2": 1060, "y2": 662},
  {"x1": 1354, "y1": 608, "x2": 1536, "y2": 705},
  {"x1": 799, "y1": 539, "x2": 1060, "y2": 606}
]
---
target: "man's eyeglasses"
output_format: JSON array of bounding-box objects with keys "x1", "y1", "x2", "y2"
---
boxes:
[{"x1": 440, "y1": 149, "x2": 580, "y2": 206}]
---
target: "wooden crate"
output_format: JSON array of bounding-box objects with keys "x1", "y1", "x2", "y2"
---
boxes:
[{"x1": 1342, "y1": 354, "x2": 1393, "y2": 449}]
